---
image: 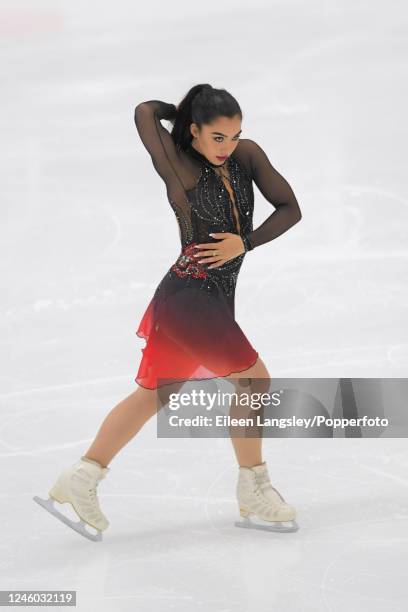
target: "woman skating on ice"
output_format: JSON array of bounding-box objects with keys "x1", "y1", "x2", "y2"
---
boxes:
[{"x1": 33, "y1": 84, "x2": 302, "y2": 540}]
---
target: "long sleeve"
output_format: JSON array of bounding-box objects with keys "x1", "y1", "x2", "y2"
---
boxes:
[
  {"x1": 134, "y1": 100, "x2": 187, "y2": 196},
  {"x1": 241, "y1": 139, "x2": 302, "y2": 251}
]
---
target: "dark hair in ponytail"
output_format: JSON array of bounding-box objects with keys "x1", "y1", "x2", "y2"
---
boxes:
[{"x1": 170, "y1": 84, "x2": 242, "y2": 152}]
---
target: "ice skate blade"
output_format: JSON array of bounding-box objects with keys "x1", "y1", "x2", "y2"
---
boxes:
[
  {"x1": 33, "y1": 496, "x2": 103, "y2": 542},
  {"x1": 234, "y1": 515, "x2": 299, "y2": 533}
]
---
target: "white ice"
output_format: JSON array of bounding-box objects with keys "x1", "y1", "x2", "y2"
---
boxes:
[{"x1": 1, "y1": 0, "x2": 408, "y2": 610}]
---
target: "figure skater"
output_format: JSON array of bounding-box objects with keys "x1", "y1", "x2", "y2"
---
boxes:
[{"x1": 33, "y1": 84, "x2": 302, "y2": 540}]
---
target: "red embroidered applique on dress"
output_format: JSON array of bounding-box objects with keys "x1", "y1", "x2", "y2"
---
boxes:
[{"x1": 171, "y1": 242, "x2": 208, "y2": 280}]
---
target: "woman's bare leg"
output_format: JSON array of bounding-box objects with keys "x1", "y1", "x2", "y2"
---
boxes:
[
  {"x1": 81, "y1": 356, "x2": 270, "y2": 470},
  {"x1": 227, "y1": 356, "x2": 271, "y2": 468},
  {"x1": 83, "y1": 382, "x2": 184, "y2": 468}
]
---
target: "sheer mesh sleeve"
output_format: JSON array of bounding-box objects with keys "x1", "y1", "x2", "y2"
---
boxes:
[
  {"x1": 133, "y1": 100, "x2": 190, "y2": 205},
  {"x1": 240, "y1": 139, "x2": 302, "y2": 251}
]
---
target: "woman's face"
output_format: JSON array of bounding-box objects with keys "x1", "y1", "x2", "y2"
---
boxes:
[{"x1": 190, "y1": 114, "x2": 242, "y2": 166}]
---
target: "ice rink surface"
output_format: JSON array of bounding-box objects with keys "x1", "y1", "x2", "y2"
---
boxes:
[{"x1": 1, "y1": 0, "x2": 408, "y2": 610}]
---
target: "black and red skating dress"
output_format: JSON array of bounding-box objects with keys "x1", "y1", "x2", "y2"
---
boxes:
[{"x1": 133, "y1": 100, "x2": 301, "y2": 389}]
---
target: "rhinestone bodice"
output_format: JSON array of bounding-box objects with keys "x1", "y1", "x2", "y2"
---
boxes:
[{"x1": 168, "y1": 145, "x2": 254, "y2": 299}]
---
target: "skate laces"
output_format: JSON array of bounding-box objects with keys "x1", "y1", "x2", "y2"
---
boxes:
[
  {"x1": 253, "y1": 470, "x2": 270, "y2": 491},
  {"x1": 254, "y1": 471, "x2": 285, "y2": 503},
  {"x1": 249, "y1": 473, "x2": 267, "y2": 498},
  {"x1": 88, "y1": 485, "x2": 99, "y2": 506},
  {"x1": 87, "y1": 475, "x2": 104, "y2": 506},
  {"x1": 73, "y1": 467, "x2": 102, "y2": 507},
  {"x1": 255, "y1": 472, "x2": 269, "y2": 486}
]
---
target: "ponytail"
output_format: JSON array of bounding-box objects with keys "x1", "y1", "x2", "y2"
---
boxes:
[{"x1": 169, "y1": 84, "x2": 242, "y2": 151}]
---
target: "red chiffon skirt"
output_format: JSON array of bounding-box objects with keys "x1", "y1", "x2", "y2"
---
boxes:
[{"x1": 134, "y1": 257, "x2": 259, "y2": 390}]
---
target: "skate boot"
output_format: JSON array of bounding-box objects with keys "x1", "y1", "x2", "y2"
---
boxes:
[
  {"x1": 235, "y1": 461, "x2": 299, "y2": 533},
  {"x1": 33, "y1": 456, "x2": 110, "y2": 542}
]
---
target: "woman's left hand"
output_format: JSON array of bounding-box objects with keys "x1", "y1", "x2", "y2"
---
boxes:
[{"x1": 193, "y1": 232, "x2": 245, "y2": 268}]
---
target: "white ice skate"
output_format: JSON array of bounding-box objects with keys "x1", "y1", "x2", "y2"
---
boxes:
[
  {"x1": 33, "y1": 456, "x2": 110, "y2": 542},
  {"x1": 235, "y1": 461, "x2": 299, "y2": 533}
]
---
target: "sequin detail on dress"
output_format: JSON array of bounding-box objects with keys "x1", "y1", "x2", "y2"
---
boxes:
[
  {"x1": 164, "y1": 151, "x2": 254, "y2": 299},
  {"x1": 171, "y1": 242, "x2": 208, "y2": 280}
]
